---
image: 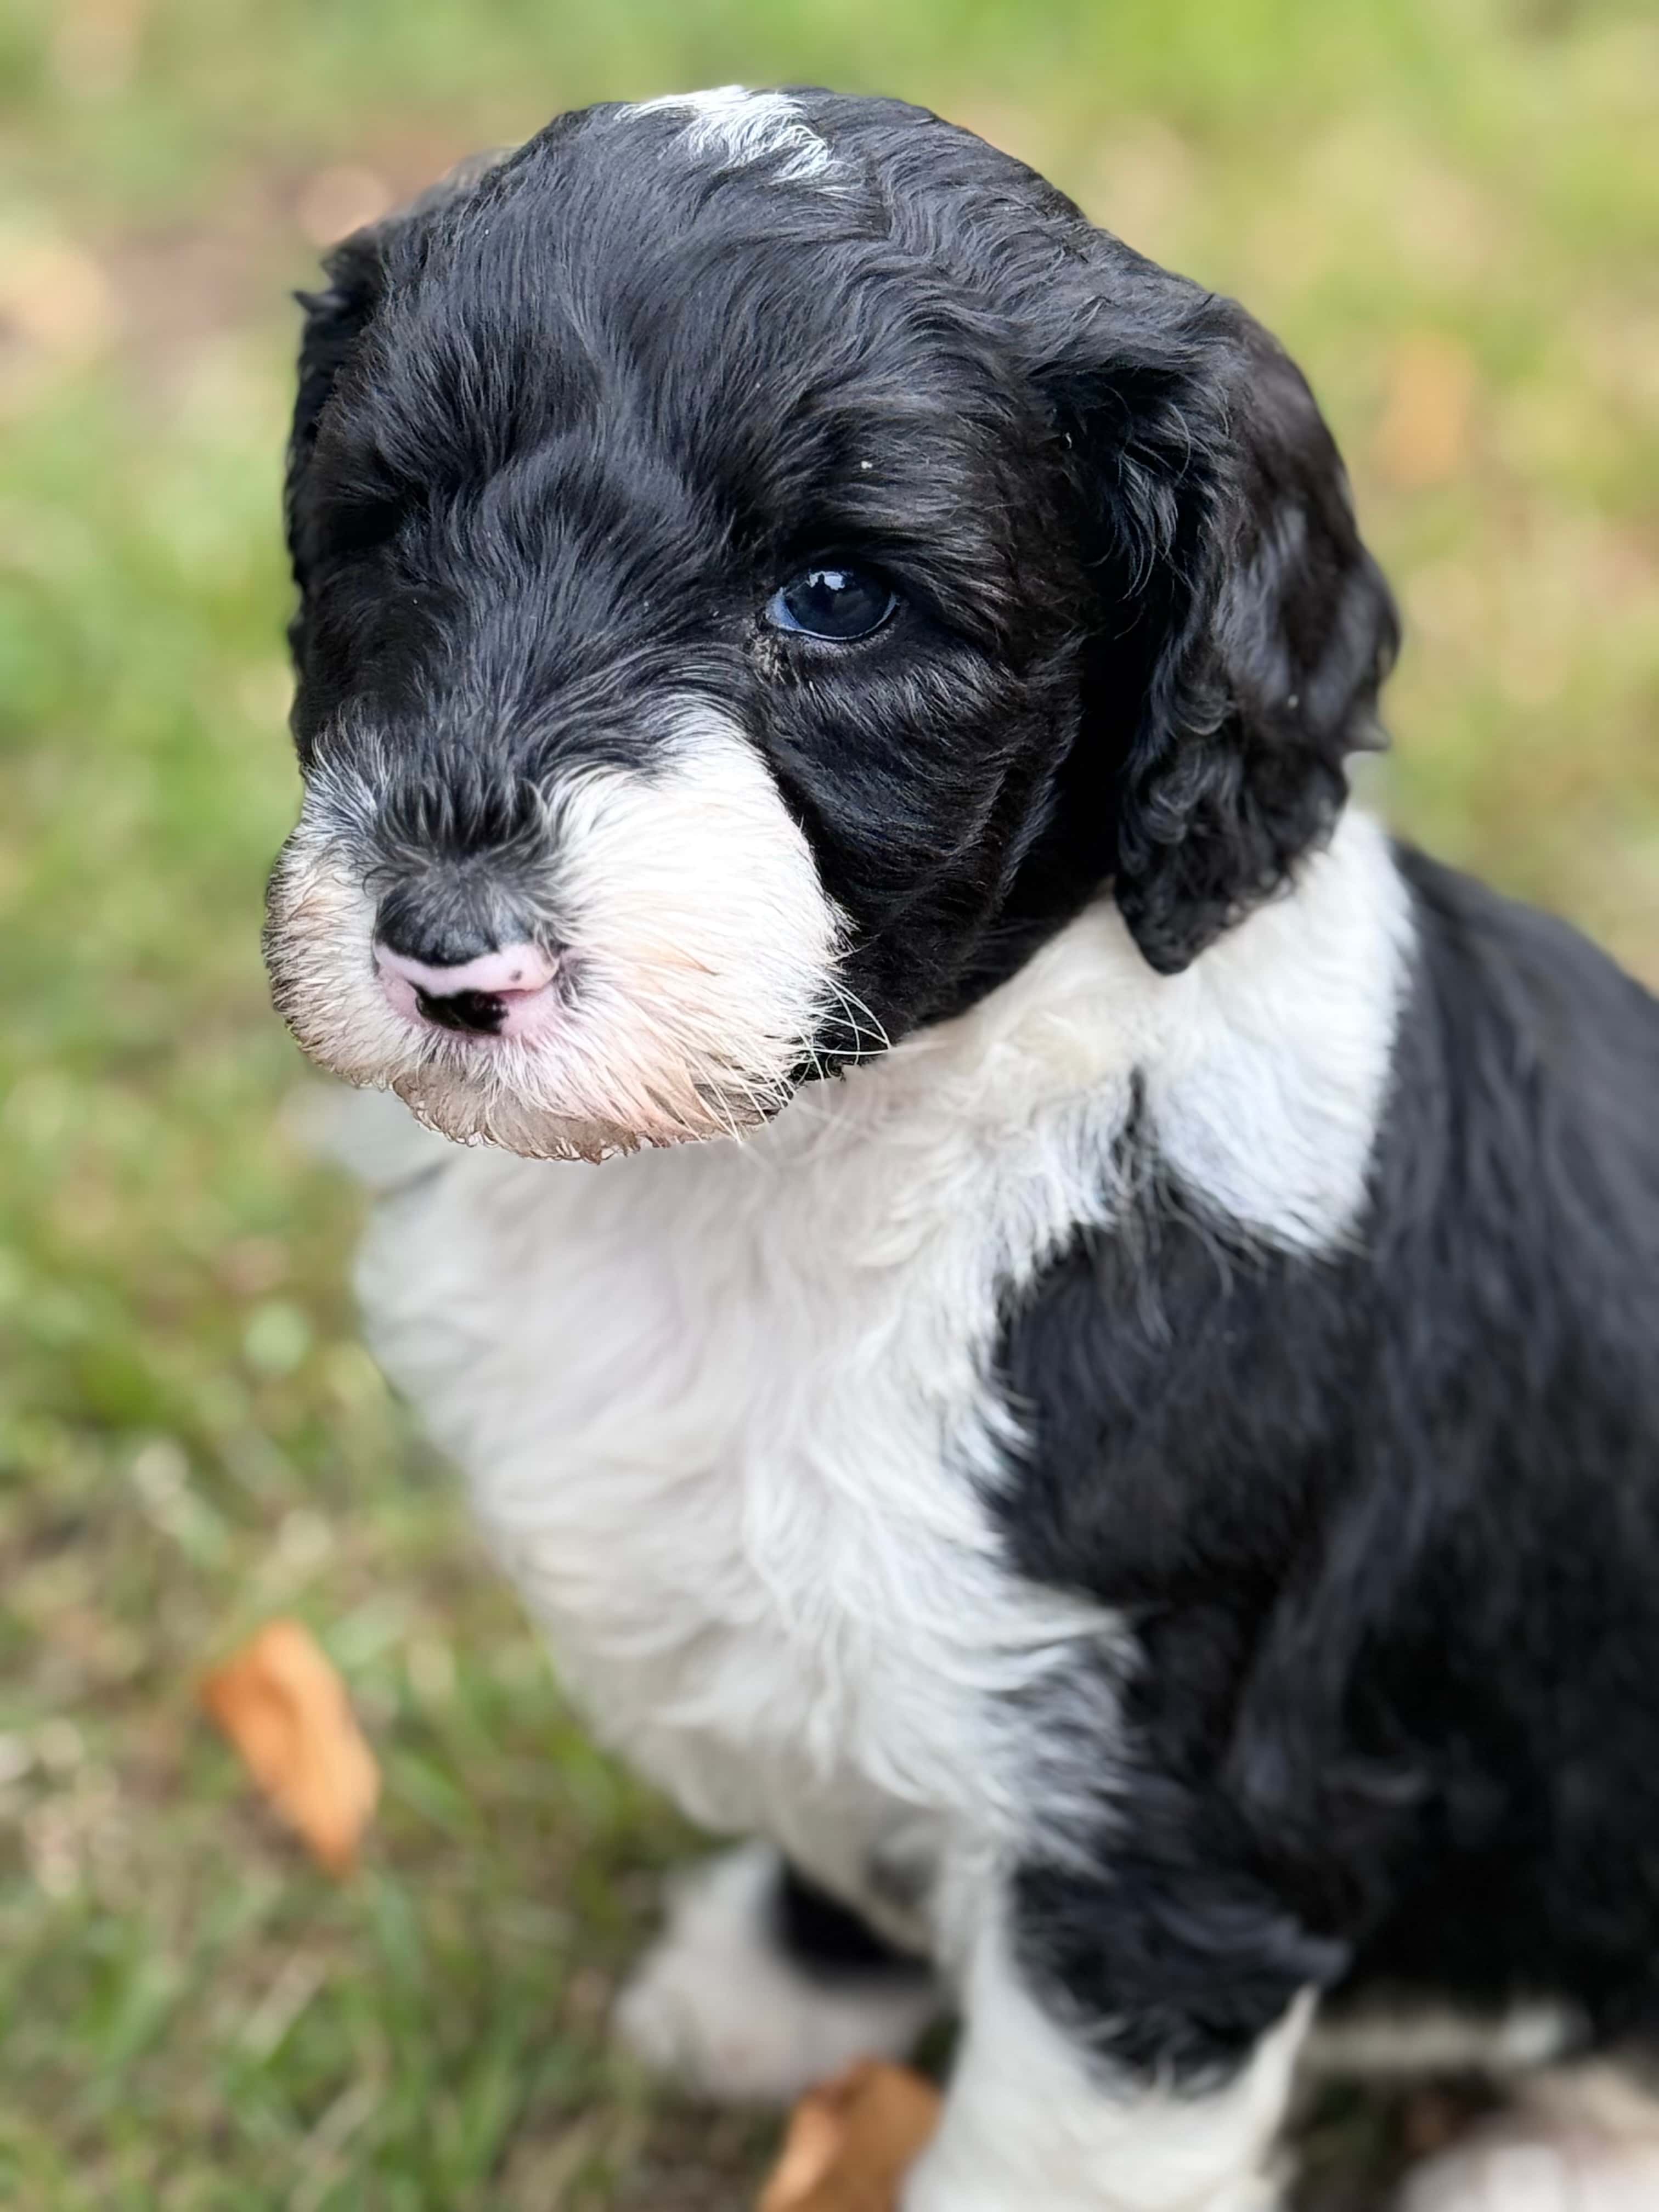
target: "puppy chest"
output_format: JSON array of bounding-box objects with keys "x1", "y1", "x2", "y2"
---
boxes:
[{"x1": 357, "y1": 1111, "x2": 1110, "y2": 1841}]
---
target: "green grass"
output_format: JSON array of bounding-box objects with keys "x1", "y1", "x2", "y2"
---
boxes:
[{"x1": 1, "y1": 1, "x2": 1656, "y2": 2204}]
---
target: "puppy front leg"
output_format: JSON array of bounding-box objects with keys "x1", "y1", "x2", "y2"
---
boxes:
[
  {"x1": 904, "y1": 1897, "x2": 1312, "y2": 2212},
  {"x1": 614, "y1": 1842, "x2": 938, "y2": 2102}
]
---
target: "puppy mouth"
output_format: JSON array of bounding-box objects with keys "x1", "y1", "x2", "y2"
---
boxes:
[{"x1": 415, "y1": 987, "x2": 515, "y2": 1035}]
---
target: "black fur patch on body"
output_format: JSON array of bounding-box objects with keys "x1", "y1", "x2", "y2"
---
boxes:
[{"x1": 995, "y1": 847, "x2": 1659, "y2": 2080}]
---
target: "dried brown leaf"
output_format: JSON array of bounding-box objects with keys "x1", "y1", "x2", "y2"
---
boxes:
[
  {"x1": 201, "y1": 1618, "x2": 379, "y2": 1875},
  {"x1": 757, "y1": 2063, "x2": 943, "y2": 2212}
]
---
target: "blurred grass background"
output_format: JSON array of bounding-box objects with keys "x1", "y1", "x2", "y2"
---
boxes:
[{"x1": 0, "y1": 1, "x2": 1655, "y2": 2205}]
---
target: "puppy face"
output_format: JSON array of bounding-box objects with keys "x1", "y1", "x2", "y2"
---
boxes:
[{"x1": 267, "y1": 89, "x2": 1396, "y2": 1160}]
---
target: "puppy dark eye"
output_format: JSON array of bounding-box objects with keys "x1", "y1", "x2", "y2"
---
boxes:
[{"x1": 765, "y1": 566, "x2": 898, "y2": 642}]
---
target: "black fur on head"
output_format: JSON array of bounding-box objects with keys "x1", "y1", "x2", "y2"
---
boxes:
[{"x1": 269, "y1": 89, "x2": 1397, "y2": 1153}]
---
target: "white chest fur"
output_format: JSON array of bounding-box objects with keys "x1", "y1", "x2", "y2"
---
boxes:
[{"x1": 347, "y1": 813, "x2": 1409, "y2": 1914}]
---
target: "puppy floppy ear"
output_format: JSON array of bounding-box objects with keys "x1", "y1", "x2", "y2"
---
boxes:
[
  {"x1": 1051, "y1": 279, "x2": 1398, "y2": 974},
  {"x1": 285, "y1": 228, "x2": 392, "y2": 615}
]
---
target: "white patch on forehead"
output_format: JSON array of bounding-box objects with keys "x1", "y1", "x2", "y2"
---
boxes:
[{"x1": 629, "y1": 85, "x2": 833, "y2": 182}]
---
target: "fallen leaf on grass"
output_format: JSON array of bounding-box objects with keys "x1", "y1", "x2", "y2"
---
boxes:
[
  {"x1": 757, "y1": 2063, "x2": 943, "y2": 2212},
  {"x1": 202, "y1": 1618, "x2": 379, "y2": 1874}
]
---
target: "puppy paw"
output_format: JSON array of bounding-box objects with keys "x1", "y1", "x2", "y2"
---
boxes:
[
  {"x1": 1400, "y1": 2078, "x2": 1659, "y2": 2212},
  {"x1": 612, "y1": 1843, "x2": 938, "y2": 2104},
  {"x1": 1402, "y1": 2143, "x2": 1659, "y2": 2210}
]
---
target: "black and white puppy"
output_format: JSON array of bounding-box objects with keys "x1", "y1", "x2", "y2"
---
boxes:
[{"x1": 266, "y1": 89, "x2": 1659, "y2": 2212}]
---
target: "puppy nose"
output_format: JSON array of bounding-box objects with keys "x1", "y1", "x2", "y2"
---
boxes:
[
  {"x1": 371, "y1": 894, "x2": 503, "y2": 973},
  {"x1": 374, "y1": 941, "x2": 558, "y2": 1036}
]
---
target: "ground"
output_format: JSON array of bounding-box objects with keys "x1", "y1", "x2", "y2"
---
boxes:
[{"x1": 1, "y1": 2, "x2": 1656, "y2": 2206}]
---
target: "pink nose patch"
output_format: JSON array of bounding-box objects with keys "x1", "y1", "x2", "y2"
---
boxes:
[
  {"x1": 374, "y1": 940, "x2": 560, "y2": 1039},
  {"x1": 375, "y1": 943, "x2": 557, "y2": 999}
]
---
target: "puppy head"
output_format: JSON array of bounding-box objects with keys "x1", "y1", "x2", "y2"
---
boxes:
[{"x1": 266, "y1": 88, "x2": 1397, "y2": 1160}]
